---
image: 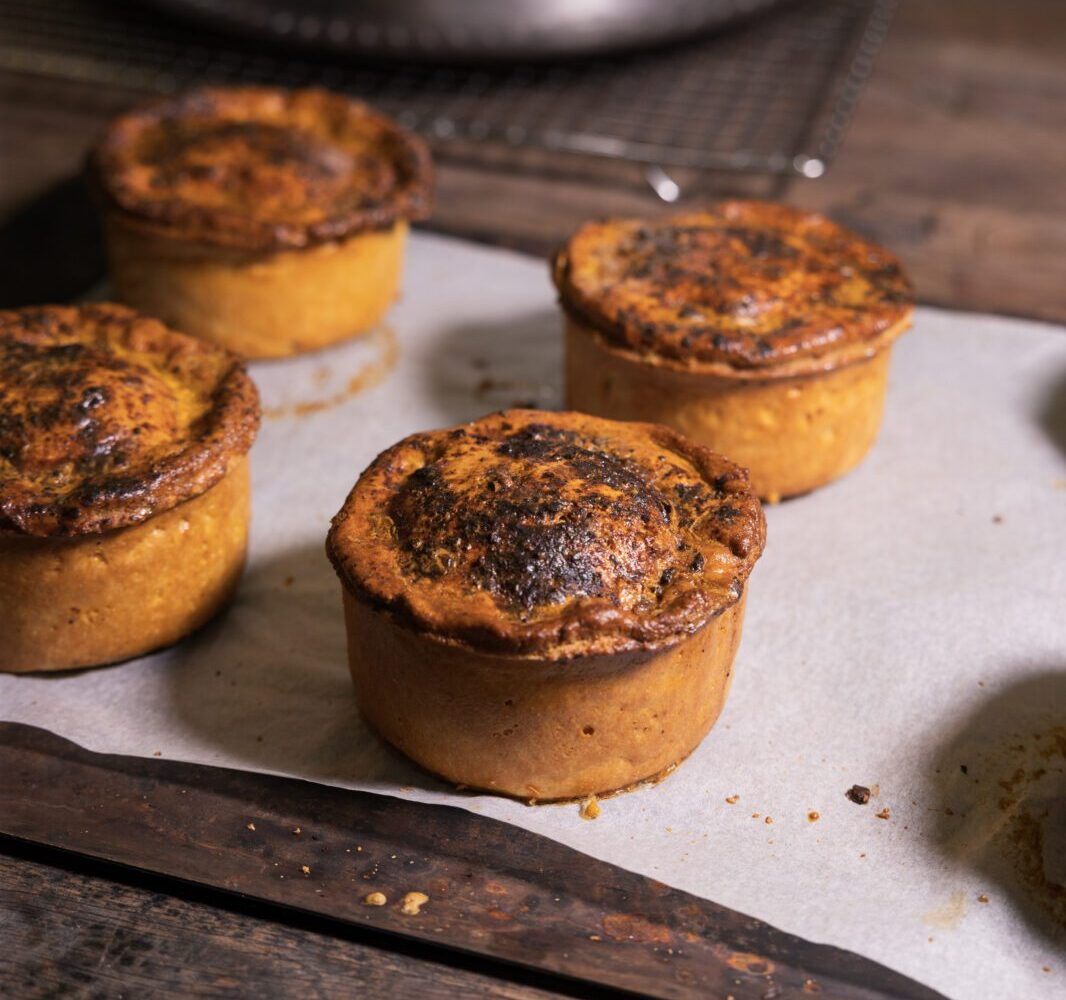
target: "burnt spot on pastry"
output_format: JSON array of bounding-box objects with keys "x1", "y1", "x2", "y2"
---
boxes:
[
  {"x1": 90, "y1": 86, "x2": 432, "y2": 251},
  {"x1": 0, "y1": 303, "x2": 259, "y2": 536},
  {"x1": 390, "y1": 423, "x2": 684, "y2": 613},
  {"x1": 329, "y1": 410, "x2": 766, "y2": 654},
  {"x1": 553, "y1": 200, "x2": 914, "y2": 370}
]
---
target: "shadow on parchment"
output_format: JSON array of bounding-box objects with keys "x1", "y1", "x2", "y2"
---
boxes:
[
  {"x1": 0, "y1": 175, "x2": 104, "y2": 308},
  {"x1": 1037, "y1": 367, "x2": 1066, "y2": 462},
  {"x1": 418, "y1": 308, "x2": 563, "y2": 423},
  {"x1": 927, "y1": 668, "x2": 1066, "y2": 947},
  {"x1": 163, "y1": 541, "x2": 452, "y2": 796}
]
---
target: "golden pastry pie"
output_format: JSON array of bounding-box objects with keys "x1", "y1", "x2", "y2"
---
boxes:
[
  {"x1": 554, "y1": 201, "x2": 914, "y2": 501},
  {"x1": 89, "y1": 86, "x2": 432, "y2": 359},
  {"x1": 327, "y1": 409, "x2": 764, "y2": 800},
  {"x1": 0, "y1": 303, "x2": 259, "y2": 673}
]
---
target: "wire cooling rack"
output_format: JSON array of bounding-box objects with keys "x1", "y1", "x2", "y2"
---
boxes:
[{"x1": 0, "y1": 0, "x2": 894, "y2": 177}]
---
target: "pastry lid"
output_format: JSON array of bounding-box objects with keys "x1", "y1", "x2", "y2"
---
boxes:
[
  {"x1": 327, "y1": 409, "x2": 765, "y2": 659},
  {"x1": 0, "y1": 303, "x2": 260, "y2": 537}
]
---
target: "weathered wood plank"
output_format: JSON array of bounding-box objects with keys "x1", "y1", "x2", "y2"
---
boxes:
[
  {"x1": 0, "y1": 723, "x2": 944, "y2": 1000},
  {"x1": 0, "y1": 847, "x2": 561, "y2": 1000}
]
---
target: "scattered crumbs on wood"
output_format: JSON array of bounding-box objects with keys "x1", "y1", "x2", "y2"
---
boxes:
[
  {"x1": 401, "y1": 891, "x2": 429, "y2": 915},
  {"x1": 246, "y1": 822, "x2": 256, "y2": 831},
  {"x1": 579, "y1": 795, "x2": 601, "y2": 821},
  {"x1": 589, "y1": 934, "x2": 601, "y2": 942},
  {"x1": 807, "y1": 811, "x2": 820, "y2": 822},
  {"x1": 846, "y1": 784, "x2": 871, "y2": 805},
  {"x1": 356, "y1": 846, "x2": 363, "y2": 852},
  {"x1": 364, "y1": 892, "x2": 387, "y2": 906},
  {"x1": 875, "y1": 808, "x2": 891, "y2": 820},
  {"x1": 764, "y1": 816, "x2": 773, "y2": 825},
  {"x1": 978, "y1": 894, "x2": 989, "y2": 903},
  {"x1": 725, "y1": 794, "x2": 739, "y2": 804},
  {"x1": 301, "y1": 865, "x2": 311, "y2": 876},
  {"x1": 292, "y1": 827, "x2": 301, "y2": 835}
]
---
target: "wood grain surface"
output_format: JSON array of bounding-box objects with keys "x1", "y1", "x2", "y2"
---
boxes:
[
  {"x1": 1, "y1": 2, "x2": 1064, "y2": 323},
  {"x1": 0, "y1": 846, "x2": 566, "y2": 1000},
  {"x1": 0, "y1": 723, "x2": 945, "y2": 1000}
]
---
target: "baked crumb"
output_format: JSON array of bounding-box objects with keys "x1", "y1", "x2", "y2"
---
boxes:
[
  {"x1": 846, "y1": 785, "x2": 871, "y2": 805},
  {"x1": 246, "y1": 822, "x2": 256, "y2": 831},
  {"x1": 875, "y1": 808, "x2": 891, "y2": 820},
  {"x1": 153, "y1": 751, "x2": 162, "y2": 757},
  {"x1": 301, "y1": 865, "x2": 311, "y2": 876},
  {"x1": 364, "y1": 892, "x2": 387, "y2": 906},
  {"x1": 401, "y1": 891, "x2": 429, "y2": 915},
  {"x1": 292, "y1": 827, "x2": 301, "y2": 835},
  {"x1": 580, "y1": 796, "x2": 601, "y2": 821},
  {"x1": 977, "y1": 894, "x2": 989, "y2": 903},
  {"x1": 807, "y1": 811, "x2": 820, "y2": 822},
  {"x1": 725, "y1": 794, "x2": 739, "y2": 804},
  {"x1": 764, "y1": 816, "x2": 773, "y2": 825}
]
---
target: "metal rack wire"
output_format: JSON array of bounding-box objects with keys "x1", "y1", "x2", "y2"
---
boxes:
[{"x1": 0, "y1": 0, "x2": 894, "y2": 177}]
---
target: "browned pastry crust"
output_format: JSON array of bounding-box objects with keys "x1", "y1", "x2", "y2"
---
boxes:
[
  {"x1": 553, "y1": 200, "x2": 914, "y2": 375},
  {"x1": 328, "y1": 409, "x2": 764, "y2": 660},
  {"x1": 89, "y1": 86, "x2": 432, "y2": 252},
  {"x1": 0, "y1": 303, "x2": 259, "y2": 537}
]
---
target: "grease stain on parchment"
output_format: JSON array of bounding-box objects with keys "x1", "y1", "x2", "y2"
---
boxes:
[{"x1": 263, "y1": 325, "x2": 398, "y2": 420}]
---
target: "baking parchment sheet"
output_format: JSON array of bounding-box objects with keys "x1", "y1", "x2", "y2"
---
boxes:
[{"x1": 2, "y1": 232, "x2": 1065, "y2": 999}]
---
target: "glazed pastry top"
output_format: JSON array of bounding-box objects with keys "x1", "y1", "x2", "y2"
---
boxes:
[
  {"x1": 328, "y1": 410, "x2": 765, "y2": 658},
  {"x1": 90, "y1": 86, "x2": 432, "y2": 251},
  {"x1": 0, "y1": 304, "x2": 259, "y2": 536},
  {"x1": 553, "y1": 200, "x2": 914, "y2": 373}
]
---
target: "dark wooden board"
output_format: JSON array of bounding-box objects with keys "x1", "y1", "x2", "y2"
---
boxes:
[
  {"x1": 0, "y1": 846, "x2": 564, "y2": 1000},
  {"x1": 0, "y1": 723, "x2": 945, "y2": 1000}
]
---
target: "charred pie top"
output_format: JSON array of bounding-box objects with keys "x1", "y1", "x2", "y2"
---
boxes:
[
  {"x1": 327, "y1": 410, "x2": 764, "y2": 659},
  {"x1": 553, "y1": 201, "x2": 914, "y2": 374},
  {"x1": 90, "y1": 86, "x2": 432, "y2": 252},
  {"x1": 0, "y1": 304, "x2": 259, "y2": 537}
]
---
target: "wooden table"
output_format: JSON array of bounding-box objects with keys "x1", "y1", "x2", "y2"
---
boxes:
[{"x1": 0, "y1": 2, "x2": 1062, "y2": 995}]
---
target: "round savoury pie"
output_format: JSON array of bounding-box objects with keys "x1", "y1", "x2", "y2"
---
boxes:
[
  {"x1": 327, "y1": 409, "x2": 764, "y2": 800},
  {"x1": 554, "y1": 200, "x2": 914, "y2": 501},
  {"x1": 90, "y1": 85, "x2": 432, "y2": 358},
  {"x1": 0, "y1": 303, "x2": 259, "y2": 672}
]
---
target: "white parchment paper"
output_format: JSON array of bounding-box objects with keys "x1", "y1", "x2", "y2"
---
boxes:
[{"x1": 3, "y1": 232, "x2": 1065, "y2": 999}]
